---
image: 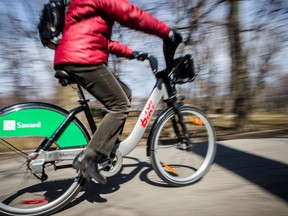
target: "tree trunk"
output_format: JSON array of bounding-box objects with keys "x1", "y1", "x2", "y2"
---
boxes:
[{"x1": 227, "y1": 0, "x2": 250, "y2": 129}]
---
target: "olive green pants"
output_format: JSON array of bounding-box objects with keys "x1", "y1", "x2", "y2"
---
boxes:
[{"x1": 62, "y1": 64, "x2": 131, "y2": 156}]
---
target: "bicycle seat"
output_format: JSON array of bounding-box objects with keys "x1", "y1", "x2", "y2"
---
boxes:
[{"x1": 54, "y1": 70, "x2": 76, "y2": 86}]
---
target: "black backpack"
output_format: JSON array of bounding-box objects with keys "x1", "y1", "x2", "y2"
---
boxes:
[{"x1": 38, "y1": 0, "x2": 69, "y2": 49}]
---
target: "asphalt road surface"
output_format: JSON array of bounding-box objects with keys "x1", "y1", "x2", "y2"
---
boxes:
[{"x1": 51, "y1": 136, "x2": 288, "y2": 216}]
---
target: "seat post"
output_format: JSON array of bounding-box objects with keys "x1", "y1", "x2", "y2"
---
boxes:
[
  {"x1": 75, "y1": 84, "x2": 97, "y2": 133},
  {"x1": 76, "y1": 84, "x2": 86, "y2": 101}
]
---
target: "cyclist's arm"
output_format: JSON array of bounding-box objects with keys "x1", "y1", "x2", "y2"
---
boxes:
[
  {"x1": 108, "y1": 40, "x2": 133, "y2": 59},
  {"x1": 95, "y1": 0, "x2": 170, "y2": 39}
]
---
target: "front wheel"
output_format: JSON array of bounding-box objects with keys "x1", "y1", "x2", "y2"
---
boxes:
[{"x1": 149, "y1": 105, "x2": 216, "y2": 186}]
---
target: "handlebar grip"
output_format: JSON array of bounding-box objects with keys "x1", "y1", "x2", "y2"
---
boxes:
[
  {"x1": 135, "y1": 53, "x2": 158, "y2": 73},
  {"x1": 136, "y1": 53, "x2": 149, "y2": 61}
]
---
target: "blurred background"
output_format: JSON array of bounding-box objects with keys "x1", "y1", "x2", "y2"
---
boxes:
[{"x1": 0, "y1": 0, "x2": 287, "y2": 133}]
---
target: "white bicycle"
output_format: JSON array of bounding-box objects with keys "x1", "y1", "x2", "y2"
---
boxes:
[{"x1": 0, "y1": 42, "x2": 216, "y2": 215}]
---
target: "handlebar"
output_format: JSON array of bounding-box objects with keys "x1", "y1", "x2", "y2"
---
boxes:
[
  {"x1": 137, "y1": 38, "x2": 184, "y2": 74},
  {"x1": 147, "y1": 55, "x2": 158, "y2": 73},
  {"x1": 135, "y1": 53, "x2": 158, "y2": 74}
]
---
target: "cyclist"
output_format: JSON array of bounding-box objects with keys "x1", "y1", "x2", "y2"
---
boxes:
[{"x1": 54, "y1": 0, "x2": 181, "y2": 185}]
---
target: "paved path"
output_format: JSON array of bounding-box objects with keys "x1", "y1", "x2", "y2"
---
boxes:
[{"x1": 54, "y1": 137, "x2": 288, "y2": 216}]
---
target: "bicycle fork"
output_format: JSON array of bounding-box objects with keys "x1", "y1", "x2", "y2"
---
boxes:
[{"x1": 170, "y1": 102, "x2": 193, "y2": 150}]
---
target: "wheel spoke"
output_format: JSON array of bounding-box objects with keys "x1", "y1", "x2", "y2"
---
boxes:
[{"x1": 0, "y1": 137, "x2": 83, "y2": 215}]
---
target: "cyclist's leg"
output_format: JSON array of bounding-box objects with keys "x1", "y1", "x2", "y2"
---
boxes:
[
  {"x1": 116, "y1": 77, "x2": 132, "y2": 102},
  {"x1": 64, "y1": 64, "x2": 131, "y2": 156},
  {"x1": 63, "y1": 64, "x2": 130, "y2": 183},
  {"x1": 115, "y1": 78, "x2": 132, "y2": 135}
]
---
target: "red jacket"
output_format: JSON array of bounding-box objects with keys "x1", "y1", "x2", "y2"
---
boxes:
[{"x1": 54, "y1": 0, "x2": 170, "y2": 66}]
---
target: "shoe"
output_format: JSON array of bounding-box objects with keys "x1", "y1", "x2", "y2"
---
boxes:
[{"x1": 73, "y1": 151, "x2": 107, "y2": 185}]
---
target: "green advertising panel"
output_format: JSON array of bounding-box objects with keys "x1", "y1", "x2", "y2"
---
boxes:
[{"x1": 0, "y1": 107, "x2": 88, "y2": 148}]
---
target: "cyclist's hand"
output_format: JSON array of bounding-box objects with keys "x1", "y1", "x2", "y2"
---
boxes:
[
  {"x1": 130, "y1": 51, "x2": 148, "y2": 61},
  {"x1": 130, "y1": 51, "x2": 138, "y2": 59},
  {"x1": 163, "y1": 29, "x2": 183, "y2": 48}
]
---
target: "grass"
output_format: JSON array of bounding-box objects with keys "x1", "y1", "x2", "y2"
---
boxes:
[
  {"x1": 211, "y1": 113, "x2": 288, "y2": 130},
  {"x1": 209, "y1": 113, "x2": 288, "y2": 139},
  {"x1": 248, "y1": 113, "x2": 288, "y2": 129}
]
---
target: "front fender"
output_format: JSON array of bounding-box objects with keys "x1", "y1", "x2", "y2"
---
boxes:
[{"x1": 146, "y1": 106, "x2": 174, "y2": 157}]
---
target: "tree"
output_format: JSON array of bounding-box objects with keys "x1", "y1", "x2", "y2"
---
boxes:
[
  {"x1": 244, "y1": 0, "x2": 288, "y2": 113},
  {"x1": 169, "y1": 0, "x2": 288, "y2": 127},
  {"x1": 227, "y1": 0, "x2": 250, "y2": 128}
]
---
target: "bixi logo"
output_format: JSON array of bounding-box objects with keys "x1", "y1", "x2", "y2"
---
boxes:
[
  {"x1": 3, "y1": 120, "x2": 42, "y2": 131},
  {"x1": 140, "y1": 100, "x2": 155, "y2": 128}
]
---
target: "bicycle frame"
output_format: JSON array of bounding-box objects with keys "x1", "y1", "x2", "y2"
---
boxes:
[
  {"x1": 118, "y1": 79, "x2": 169, "y2": 156},
  {"x1": 23, "y1": 76, "x2": 171, "y2": 175},
  {"x1": 47, "y1": 76, "x2": 170, "y2": 157},
  {"x1": 37, "y1": 56, "x2": 176, "y2": 158}
]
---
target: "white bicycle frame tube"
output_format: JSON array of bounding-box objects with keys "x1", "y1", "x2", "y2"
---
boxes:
[{"x1": 118, "y1": 80, "x2": 169, "y2": 156}]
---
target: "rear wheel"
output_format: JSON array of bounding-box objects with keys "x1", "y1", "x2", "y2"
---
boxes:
[
  {"x1": 0, "y1": 137, "x2": 85, "y2": 216},
  {"x1": 0, "y1": 103, "x2": 90, "y2": 215},
  {"x1": 150, "y1": 106, "x2": 216, "y2": 186}
]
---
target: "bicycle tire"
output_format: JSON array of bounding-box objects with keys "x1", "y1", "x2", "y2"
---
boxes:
[
  {"x1": 149, "y1": 105, "x2": 216, "y2": 187},
  {"x1": 0, "y1": 102, "x2": 88, "y2": 215}
]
